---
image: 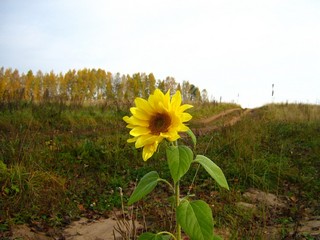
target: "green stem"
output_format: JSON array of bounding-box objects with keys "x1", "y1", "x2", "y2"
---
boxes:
[
  {"x1": 175, "y1": 181, "x2": 181, "y2": 240},
  {"x1": 157, "y1": 231, "x2": 177, "y2": 240},
  {"x1": 157, "y1": 178, "x2": 174, "y2": 192},
  {"x1": 171, "y1": 140, "x2": 181, "y2": 239}
]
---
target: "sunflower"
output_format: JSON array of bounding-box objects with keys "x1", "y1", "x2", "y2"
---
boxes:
[{"x1": 123, "y1": 89, "x2": 193, "y2": 161}]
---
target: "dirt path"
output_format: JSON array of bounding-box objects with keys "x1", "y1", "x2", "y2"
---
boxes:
[
  {"x1": 196, "y1": 108, "x2": 243, "y2": 124},
  {"x1": 192, "y1": 108, "x2": 253, "y2": 136}
]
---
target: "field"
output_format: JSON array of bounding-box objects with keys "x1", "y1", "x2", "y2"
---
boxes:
[{"x1": 0, "y1": 101, "x2": 320, "y2": 239}]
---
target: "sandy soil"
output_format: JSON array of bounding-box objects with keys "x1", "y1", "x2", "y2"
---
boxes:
[
  {"x1": 10, "y1": 215, "x2": 142, "y2": 240},
  {"x1": 9, "y1": 191, "x2": 320, "y2": 240}
]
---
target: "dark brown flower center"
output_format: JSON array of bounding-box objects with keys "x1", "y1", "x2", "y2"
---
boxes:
[{"x1": 149, "y1": 113, "x2": 171, "y2": 134}]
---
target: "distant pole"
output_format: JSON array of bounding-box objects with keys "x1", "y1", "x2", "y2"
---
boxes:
[{"x1": 272, "y1": 84, "x2": 274, "y2": 103}]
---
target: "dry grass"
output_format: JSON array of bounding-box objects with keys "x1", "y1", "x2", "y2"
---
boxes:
[{"x1": 266, "y1": 103, "x2": 320, "y2": 122}]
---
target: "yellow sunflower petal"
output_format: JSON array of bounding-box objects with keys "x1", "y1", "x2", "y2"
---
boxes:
[
  {"x1": 153, "y1": 89, "x2": 164, "y2": 98},
  {"x1": 181, "y1": 112, "x2": 192, "y2": 122},
  {"x1": 168, "y1": 113, "x2": 180, "y2": 128},
  {"x1": 142, "y1": 149, "x2": 153, "y2": 161},
  {"x1": 178, "y1": 124, "x2": 189, "y2": 132},
  {"x1": 149, "y1": 89, "x2": 163, "y2": 109},
  {"x1": 160, "y1": 130, "x2": 180, "y2": 141},
  {"x1": 124, "y1": 116, "x2": 149, "y2": 127},
  {"x1": 135, "y1": 97, "x2": 154, "y2": 113},
  {"x1": 123, "y1": 116, "x2": 131, "y2": 123},
  {"x1": 171, "y1": 90, "x2": 182, "y2": 110},
  {"x1": 135, "y1": 135, "x2": 163, "y2": 148},
  {"x1": 130, "y1": 107, "x2": 151, "y2": 121},
  {"x1": 163, "y1": 90, "x2": 171, "y2": 110},
  {"x1": 157, "y1": 101, "x2": 168, "y2": 113},
  {"x1": 142, "y1": 142, "x2": 159, "y2": 161},
  {"x1": 127, "y1": 137, "x2": 138, "y2": 143},
  {"x1": 179, "y1": 104, "x2": 193, "y2": 113},
  {"x1": 126, "y1": 124, "x2": 135, "y2": 129},
  {"x1": 147, "y1": 95, "x2": 157, "y2": 110},
  {"x1": 151, "y1": 89, "x2": 171, "y2": 111},
  {"x1": 130, "y1": 127, "x2": 150, "y2": 137}
]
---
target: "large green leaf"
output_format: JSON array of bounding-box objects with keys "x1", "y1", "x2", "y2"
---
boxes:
[
  {"x1": 128, "y1": 171, "x2": 159, "y2": 205},
  {"x1": 177, "y1": 200, "x2": 214, "y2": 240},
  {"x1": 194, "y1": 155, "x2": 229, "y2": 190},
  {"x1": 138, "y1": 232, "x2": 171, "y2": 240},
  {"x1": 166, "y1": 145, "x2": 193, "y2": 183}
]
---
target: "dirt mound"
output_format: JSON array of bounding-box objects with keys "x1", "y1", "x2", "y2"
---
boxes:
[{"x1": 236, "y1": 188, "x2": 320, "y2": 239}]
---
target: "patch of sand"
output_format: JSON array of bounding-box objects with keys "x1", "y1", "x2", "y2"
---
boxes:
[{"x1": 10, "y1": 216, "x2": 142, "y2": 240}]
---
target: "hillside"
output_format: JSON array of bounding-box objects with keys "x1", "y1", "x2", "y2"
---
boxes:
[{"x1": 0, "y1": 102, "x2": 319, "y2": 239}]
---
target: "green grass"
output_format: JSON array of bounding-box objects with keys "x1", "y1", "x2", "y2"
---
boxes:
[
  {"x1": 0, "y1": 103, "x2": 133, "y2": 223},
  {"x1": 191, "y1": 104, "x2": 320, "y2": 237},
  {"x1": 0, "y1": 102, "x2": 319, "y2": 239}
]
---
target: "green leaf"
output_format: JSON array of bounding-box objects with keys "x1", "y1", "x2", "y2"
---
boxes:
[
  {"x1": 128, "y1": 171, "x2": 159, "y2": 205},
  {"x1": 194, "y1": 155, "x2": 229, "y2": 190},
  {"x1": 138, "y1": 232, "x2": 171, "y2": 240},
  {"x1": 166, "y1": 145, "x2": 193, "y2": 183},
  {"x1": 177, "y1": 200, "x2": 214, "y2": 240},
  {"x1": 186, "y1": 128, "x2": 197, "y2": 147}
]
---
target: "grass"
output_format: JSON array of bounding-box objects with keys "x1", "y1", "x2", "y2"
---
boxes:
[
  {"x1": 0, "y1": 101, "x2": 319, "y2": 239},
  {"x1": 0, "y1": 103, "x2": 132, "y2": 222},
  {"x1": 191, "y1": 103, "x2": 320, "y2": 238}
]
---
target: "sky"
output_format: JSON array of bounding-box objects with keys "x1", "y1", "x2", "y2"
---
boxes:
[{"x1": 1, "y1": 0, "x2": 319, "y2": 108}]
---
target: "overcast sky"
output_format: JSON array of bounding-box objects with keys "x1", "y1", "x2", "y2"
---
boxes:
[{"x1": 1, "y1": 0, "x2": 319, "y2": 108}]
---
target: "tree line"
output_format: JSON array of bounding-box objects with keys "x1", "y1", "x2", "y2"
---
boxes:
[{"x1": 0, "y1": 67, "x2": 209, "y2": 106}]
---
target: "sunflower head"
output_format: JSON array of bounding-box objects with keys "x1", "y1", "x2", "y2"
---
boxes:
[{"x1": 123, "y1": 89, "x2": 193, "y2": 161}]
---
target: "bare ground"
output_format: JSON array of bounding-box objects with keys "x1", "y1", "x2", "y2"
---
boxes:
[
  {"x1": 8, "y1": 213, "x2": 143, "y2": 240},
  {"x1": 191, "y1": 108, "x2": 253, "y2": 136},
  {"x1": 8, "y1": 191, "x2": 320, "y2": 240}
]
